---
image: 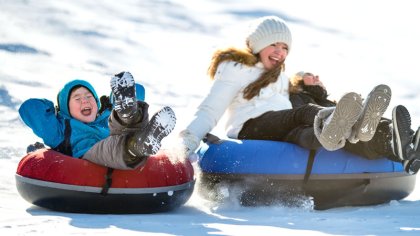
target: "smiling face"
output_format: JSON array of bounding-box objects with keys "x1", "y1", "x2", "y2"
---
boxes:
[
  {"x1": 258, "y1": 42, "x2": 289, "y2": 70},
  {"x1": 68, "y1": 86, "x2": 98, "y2": 123}
]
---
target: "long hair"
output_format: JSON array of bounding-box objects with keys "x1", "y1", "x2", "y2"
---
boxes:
[
  {"x1": 207, "y1": 47, "x2": 285, "y2": 100},
  {"x1": 243, "y1": 63, "x2": 284, "y2": 100}
]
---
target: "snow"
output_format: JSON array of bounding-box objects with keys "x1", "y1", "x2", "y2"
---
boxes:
[{"x1": 1, "y1": 0, "x2": 420, "y2": 235}]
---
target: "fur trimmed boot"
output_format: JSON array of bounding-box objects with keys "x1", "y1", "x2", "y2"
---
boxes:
[
  {"x1": 349, "y1": 84, "x2": 391, "y2": 143},
  {"x1": 314, "y1": 92, "x2": 363, "y2": 151}
]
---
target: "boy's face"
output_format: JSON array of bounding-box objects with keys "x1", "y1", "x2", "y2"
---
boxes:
[{"x1": 68, "y1": 86, "x2": 98, "y2": 123}]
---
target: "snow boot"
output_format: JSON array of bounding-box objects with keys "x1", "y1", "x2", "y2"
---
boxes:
[
  {"x1": 315, "y1": 92, "x2": 363, "y2": 151},
  {"x1": 349, "y1": 84, "x2": 391, "y2": 143},
  {"x1": 405, "y1": 158, "x2": 420, "y2": 175},
  {"x1": 369, "y1": 120, "x2": 397, "y2": 160},
  {"x1": 413, "y1": 126, "x2": 420, "y2": 152},
  {"x1": 111, "y1": 71, "x2": 139, "y2": 124},
  {"x1": 391, "y1": 105, "x2": 414, "y2": 161},
  {"x1": 126, "y1": 106, "x2": 176, "y2": 159}
]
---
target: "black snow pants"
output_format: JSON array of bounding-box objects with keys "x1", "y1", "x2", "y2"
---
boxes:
[{"x1": 238, "y1": 105, "x2": 398, "y2": 161}]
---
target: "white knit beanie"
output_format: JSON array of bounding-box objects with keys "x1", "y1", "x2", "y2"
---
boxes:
[{"x1": 246, "y1": 16, "x2": 292, "y2": 54}]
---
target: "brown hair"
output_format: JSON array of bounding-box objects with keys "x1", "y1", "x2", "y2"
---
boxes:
[
  {"x1": 207, "y1": 47, "x2": 285, "y2": 100},
  {"x1": 243, "y1": 64, "x2": 284, "y2": 100},
  {"x1": 289, "y1": 71, "x2": 313, "y2": 94}
]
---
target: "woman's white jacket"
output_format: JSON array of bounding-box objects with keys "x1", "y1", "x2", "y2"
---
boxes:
[{"x1": 181, "y1": 61, "x2": 292, "y2": 151}]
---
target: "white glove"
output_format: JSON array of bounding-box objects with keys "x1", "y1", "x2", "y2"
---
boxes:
[{"x1": 178, "y1": 129, "x2": 201, "y2": 156}]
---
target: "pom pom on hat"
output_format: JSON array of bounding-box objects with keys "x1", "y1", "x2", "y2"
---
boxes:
[{"x1": 246, "y1": 16, "x2": 292, "y2": 54}]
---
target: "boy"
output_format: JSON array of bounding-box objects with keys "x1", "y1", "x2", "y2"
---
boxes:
[{"x1": 19, "y1": 72, "x2": 176, "y2": 169}]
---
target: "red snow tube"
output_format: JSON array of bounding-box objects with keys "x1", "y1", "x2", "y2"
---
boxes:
[{"x1": 15, "y1": 149, "x2": 195, "y2": 214}]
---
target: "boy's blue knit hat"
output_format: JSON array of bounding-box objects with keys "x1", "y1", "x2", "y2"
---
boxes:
[{"x1": 57, "y1": 79, "x2": 100, "y2": 118}]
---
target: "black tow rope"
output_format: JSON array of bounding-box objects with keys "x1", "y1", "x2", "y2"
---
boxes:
[
  {"x1": 100, "y1": 167, "x2": 114, "y2": 196},
  {"x1": 303, "y1": 149, "x2": 317, "y2": 183}
]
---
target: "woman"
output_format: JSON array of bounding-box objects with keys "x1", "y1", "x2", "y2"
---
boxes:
[
  {"x1": 289, "y1": 72, "x2": 336, "y2": 108},
  {"x1": 178, "y1": 16, "x2": 387, "y2": 155},
  {"x1": 289, "y1": 71, "x2": 420, "y2": 173}
]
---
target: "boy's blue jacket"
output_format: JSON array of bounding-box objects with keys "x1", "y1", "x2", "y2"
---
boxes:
[{"x1": 19, "y1": 80, "x2": 111, "y2": 158}]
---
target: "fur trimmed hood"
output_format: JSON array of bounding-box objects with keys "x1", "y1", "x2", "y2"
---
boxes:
[{"x1": 208, "y1": 48, "x2": 258, "y2": 80}]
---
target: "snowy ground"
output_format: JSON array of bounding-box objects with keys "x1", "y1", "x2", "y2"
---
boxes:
[{"x1": 1, "y1": 0, "x2": 420, "y2": 235}]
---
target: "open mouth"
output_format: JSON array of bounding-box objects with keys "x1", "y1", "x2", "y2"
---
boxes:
[
  {"x1": 269, "y1": 56, "x2": 281, "y2": 65},
  {"x1": 81, "y1": 107, "x2": 92, "y2": 116}
]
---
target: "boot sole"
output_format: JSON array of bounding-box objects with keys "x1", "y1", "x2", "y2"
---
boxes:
[
  {"x1": 318, "y1": 92, "x2": 363, "y2": 151},
  {"x1": 110, "y1": 72, "x2": 136, "y2": 117},
  {"x1": 352, "y1": 84, "x2": 391, "y2": 142},
  {"x1": 392, "y1": 105, "x2": 412, "y2": 160},
  {"x1": 136, "y1": 106, "x2": 176, "y2": 156}
]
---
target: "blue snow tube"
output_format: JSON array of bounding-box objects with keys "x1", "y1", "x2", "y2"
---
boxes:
[{"x1": 197, "y1": 139, "x2": 416, "y2": 210}]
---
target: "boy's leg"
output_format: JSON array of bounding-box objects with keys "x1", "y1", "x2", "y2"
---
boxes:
[
  {"x1": 83, "y1": 106, "x2": 175, "y2": 170},
  {"x1": 108, "y1": 101, "x2": 149, "y2": 136},
  {"x1": 82, "y1": 102, "x2": 152, "y2": 170},
  {"x1": 83, "y1": 134, "x2": 140, "y2": 170}
]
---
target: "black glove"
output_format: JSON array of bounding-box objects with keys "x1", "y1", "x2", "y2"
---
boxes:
[
  {"x1": 99, "y1": 95, "x2": 113, "y2": 114},
  {"x1": 26, "y1": 142, "x2": 46, "y2": 153}
]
